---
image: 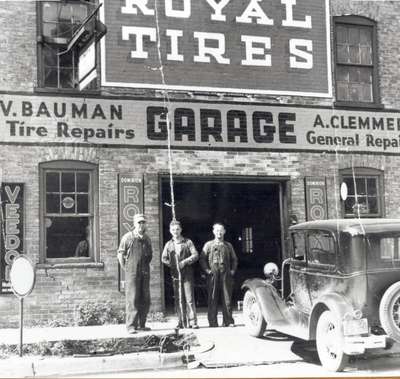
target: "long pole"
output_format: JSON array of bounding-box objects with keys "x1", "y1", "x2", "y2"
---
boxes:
[{"x1": 19, "y1": 297, "x2": 23, "y2": 357}]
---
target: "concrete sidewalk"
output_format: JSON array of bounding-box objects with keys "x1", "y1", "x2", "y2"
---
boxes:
[{"x1": 0, "y1": 312, "x2": 242, "y2": 377}]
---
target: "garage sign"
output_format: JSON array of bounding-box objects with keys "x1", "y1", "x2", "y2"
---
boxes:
[{"x1": 100, "y1": 0, "x2": 331, "y2": 97}]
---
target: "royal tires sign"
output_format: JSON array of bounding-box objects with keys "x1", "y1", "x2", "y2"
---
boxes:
[{"x1": 100, "y1": 0, "x2": 331, "y2": 97}]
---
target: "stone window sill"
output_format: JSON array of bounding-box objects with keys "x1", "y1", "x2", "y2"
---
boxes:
[{"x1": 36, "y1": 262, "x2": 104, "y2": 270}]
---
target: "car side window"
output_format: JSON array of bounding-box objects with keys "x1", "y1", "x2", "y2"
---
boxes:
[
  {"x1": 292, "y1": 232, "x2": 306, "y2": 261},
  {"x1": 307, "y1": 231, "x2": 336, "y2": 266}
]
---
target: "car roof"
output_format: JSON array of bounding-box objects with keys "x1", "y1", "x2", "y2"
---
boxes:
[{"x1": 289, "y1": 218, "x2": 400, "y2": 235}]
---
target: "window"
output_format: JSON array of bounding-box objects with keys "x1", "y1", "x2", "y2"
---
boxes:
[
  {"x1": 292, "y1": 232, "x2": 305, "y2": 261},
  {"x1": 40, "y1": 161, "x2": 98, "y2": 262},
  {"x1": 340, "y1": 168, "x2": 384, "y2": 218},
  {"x1": 307, "y1": 231, "x2": 336, "y2": 266},
  {"x1": 242, "y1": 227, "x2": 253, "y2": 254},
  {"x1": 334, "y1": 16, "x2": 379, "y2": 107},
  {"x1": 37, "y1": 1, "x2": 96, "y2": 89}
]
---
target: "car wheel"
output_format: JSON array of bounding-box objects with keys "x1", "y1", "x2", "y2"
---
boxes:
[
  {"x1": 316, "y1": 310, "x2": 348, "y2": 372},
  {"x1": 243, "y1": 290, "x2": 266, "y2": 338},
  {"x1": 379, "y1": 281, "x2": 400, "y2": 343}
]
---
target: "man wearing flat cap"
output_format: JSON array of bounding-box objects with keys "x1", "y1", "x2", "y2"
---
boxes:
[{"x1": 118, "y1": 213, "x2": 153, "y2": 334}]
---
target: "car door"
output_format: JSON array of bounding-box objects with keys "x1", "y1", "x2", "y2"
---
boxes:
[
  {"x1": 289, "y1": 230, "x2": 313, "y2": 313},
  {"x1": 304, "y1": 229, "x2": 337, "y2": 305}
]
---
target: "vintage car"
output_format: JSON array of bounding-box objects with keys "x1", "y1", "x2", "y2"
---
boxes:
[{"x1": 242, "y1": 218, "x2": 400, "y2": 372}]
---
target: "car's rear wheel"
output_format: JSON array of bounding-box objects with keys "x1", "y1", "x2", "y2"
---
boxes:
[
  {"x1": 243, "y1": 290, "x2": 266, "y2": 338},
  {"x1": 316, "y1": 310, "x2": 348, "y2": 372},
  {"x1": 379, "y1": 281, "x2": 400, "y2": 343}
]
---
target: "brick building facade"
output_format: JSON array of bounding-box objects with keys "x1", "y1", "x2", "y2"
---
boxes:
[{"x1": 1, "y1": 0, "x2": 400, "y2": 327}]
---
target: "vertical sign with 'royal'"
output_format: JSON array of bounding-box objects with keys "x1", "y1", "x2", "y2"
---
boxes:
[
  {"x1": 118, "y1": 174, "x2": 144, "y2": 291},
  {"x1": 304, "y1": 177, "x2": 328, "y2": 221},
  {"x1": 1, "y1": 183, "x2": 24, "y2": 294}
]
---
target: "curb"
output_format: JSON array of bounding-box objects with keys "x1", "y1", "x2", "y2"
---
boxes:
[{"x1": 0, "y1": 350, "x2": 188, "y2": 377}]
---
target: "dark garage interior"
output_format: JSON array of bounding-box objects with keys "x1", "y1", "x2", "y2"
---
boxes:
[{"x1": 161, "y1": 178, "x2": 283, "y2": 309}]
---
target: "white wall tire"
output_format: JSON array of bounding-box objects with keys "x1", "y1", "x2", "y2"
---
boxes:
[
  {"x1": 316, "y1": 310, "x2": 348, "y2": 372},
  {"x1": 379, "y1": 281, "x2": 400, "y2": 343},
  {"x1": 243, "y1": 290, "x2": 266, "y2": 338}
]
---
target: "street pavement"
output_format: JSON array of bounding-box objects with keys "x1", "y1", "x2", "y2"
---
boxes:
[{"x1": 0, "y1": 311, "x2": 400, "y2": 377}]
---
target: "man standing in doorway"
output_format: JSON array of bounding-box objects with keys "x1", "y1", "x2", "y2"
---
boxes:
[
  {"x1": 117, "y1": 213, "x2": 153, "y2": 334},
  {"x1": 200, "y1": 223, "x2": 238, "y2": 327},
  {"x1": 162, "y1": 220, "x2": 199, "y2": 329}
]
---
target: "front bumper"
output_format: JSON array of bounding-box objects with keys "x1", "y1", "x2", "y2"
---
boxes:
[{"x1": 343, "y1": 335, "x2": 386, "y2": 355}]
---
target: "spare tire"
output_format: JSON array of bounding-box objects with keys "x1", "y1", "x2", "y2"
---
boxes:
[{"x1": 379, "y1": 281, "x2": 400, "y2": 343}]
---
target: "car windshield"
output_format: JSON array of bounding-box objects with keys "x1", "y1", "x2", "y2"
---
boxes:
[{"x1": 365, "y1": 233, "x2": 400, "y2": 269}]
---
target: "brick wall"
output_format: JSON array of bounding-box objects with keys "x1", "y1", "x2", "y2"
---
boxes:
[{"x1": 1, "y1": 145, "x2": 400, "y2": 326}]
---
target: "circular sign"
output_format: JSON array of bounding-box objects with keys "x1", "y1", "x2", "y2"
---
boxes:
[
  {"x1": 9, "y1": 256, "x2": 36, "y2": 298},
  {"x1": 340, "y1": 182, "x2": 348, "y2": 201},
  {"x1": 62, "y1": 196, "x2": 75, "y2": 209}
]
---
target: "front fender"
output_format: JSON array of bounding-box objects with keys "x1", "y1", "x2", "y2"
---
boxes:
[
  {"x1": 309, "y1": 292, "x2": 353, "y2": 340},
  {"x1": 242, "y1": 278, "x2": 287, "y2": 326}
]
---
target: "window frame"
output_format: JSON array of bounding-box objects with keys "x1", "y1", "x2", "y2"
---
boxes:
[
  {"x1": 39, "y1": 160, "x2": 99, "y2": 264},
  {"x1": 306, "y1": 230, "x2": 337, "y2": 268},
  {"x1": 340, "y1": 167, "x2": 384, "y2": 218},
  {"x1": 36, "y1": 0, "x2": 99, "y2": 93},
  {"x1": 333, "y1": 15, "x2": 381, "y2": 109}
]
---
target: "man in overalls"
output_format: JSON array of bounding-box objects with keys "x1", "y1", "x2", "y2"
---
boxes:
[
  {"x1": 117, "y1": 213, "x2": 153, "y2": 334},
  {"x1": 162, "y1": 220, "x2": 199, "y2": 329},
  {"x1": 201, "y1": 223, "x2": 238, "y2": 327}
]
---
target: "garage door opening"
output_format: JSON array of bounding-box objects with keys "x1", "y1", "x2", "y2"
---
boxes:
[{"x1": 161, "y1": 177, "x2": 285, "y2": 310}]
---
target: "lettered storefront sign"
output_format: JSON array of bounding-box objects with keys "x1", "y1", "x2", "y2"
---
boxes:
[
  {"x1": 118, "y1": 174, "x2": 144, "y2": 291},
  {"x1": 304, "y1": 177, "x2": 327, "y2": 221},
  {"x1": 1, "y1": 183, "x2": 24, "y2": 294},
  {"x1": 100, "y1": 0, "x2": 331, "y2": 97}
]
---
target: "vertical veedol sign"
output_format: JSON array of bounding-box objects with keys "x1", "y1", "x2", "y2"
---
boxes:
[
  {"x1": 1, "y1": 183, "x2": 24, "y2": 294},
  {"x1": 100, "y1": 0, "x2": 331, "y2": 97}
]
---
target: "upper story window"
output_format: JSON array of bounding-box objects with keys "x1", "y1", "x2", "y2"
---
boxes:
[
  {"x1": 40, "y1": 161, "x2": 98, "y2": 263},
  {"x1": 334, "y1": 16, "x2": 380, "y2": 107},
  {"x1": 340, "y1": 167, "x2": 384, "y2": 218},
  {"x1": 37, "y1": 1, "x2": 96, "y2": 90}
]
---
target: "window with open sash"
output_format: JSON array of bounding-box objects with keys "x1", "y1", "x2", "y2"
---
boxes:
[{"x1": 37, "y1": 0, "x2": 96, "y2": 89}]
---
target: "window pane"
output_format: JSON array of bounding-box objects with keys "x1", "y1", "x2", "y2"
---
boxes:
[
  {"x1": 360, "y1": 27, "x2": 372, "y2": 45},
  {"x1": 355, "y1": 178, "x2": 366, "y2": 195},
  {"x1": 77, "y1": 194, "x2": 89, "y2": 213},
  {"x1": 46, "y1": 217, "x2": 89, "y2": 258},
  {"x1": 71, "y1": 3, "x2": 88, "y2": 22},
  {"x1": 61, "y1": 194, "x2": 76, "y2": 213},
  {"x1": 344, "y1": 197, "x2": 355, "y2": 214},
  {"x1": 59, "y1": 52, "x2": 73, "y2": 68},
  {"x1": 43, "y1": 45, "x2": 58, "y2": 67},
  {"x1": 349, "y1": 45, "x2": 360, "y2": 64},
  {"x1": 349, "y1": 27, "x2": 360, "y2": 45},
  {"x1": 359, "y1": 67, "x2": 372, "y2": 83},
  {"x1": 46, "y1": 194, "x2": 60, "y2": 214},
  {"x1": 337, "y1": 82, "x2": 349, "y2": 101},
  {"x1": 57, "y1": 22, "x2": 74, "y2": 39},
  {"x1": 77, "y1": 173, "x2": 90, "y2": 192},
  {"x1": 46, "y1": 172, "x2": 59, "y2": 192},
  {"x1": 44, "y1": 68, "x2": 58, "y2": 88},
  {"x1": 360, "y1": 46, "x2": 372, "y2": 65},
  {"x1": 337, "y1": 66, "x2": 349, "y2": 82},
  {"x1": 350, "y1": 84, "x2": 362, "y2": 102},
  {"x1": 361, "y1": 84, "x2": 373, "y2": 102},
  {"x1": 42, "y1": 2, "x2": 58, "y2": 22},
  {"x1": 60, "y1": 68, "x2": 75, "y2": 88},
  {"x1": 344, "y1": 177, "x2": 354, "y2": 194},
  {"x1": 62, "y1": 172, "x2": 75, "y2": 192},
  {"x1": 336, "y1": 44, "x2": 349, "y2": 63},
  {"x1": 43, "y1": 22, "x2": 58, "y2": 38},
  {"x1": 368, "y1": 197, "x2": 378, "y2": 214},
  {"x1": 349, "y1": 66, "x2": 360, "y2": 83},
  {"x1": 336, "y1": 25, "x2": 348, "y2": 44},
  {"x1": 367, "y1": 178, "x2": 377, "y2": 195}
]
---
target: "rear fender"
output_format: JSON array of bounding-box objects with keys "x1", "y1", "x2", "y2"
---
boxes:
[
  {"x1": 309, "y1": 293, "x2": 353, "y2": 340},
  {"x1": 242, "y1": 278, "x2": 287, "y2": 325}
]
